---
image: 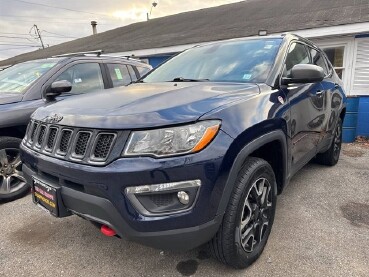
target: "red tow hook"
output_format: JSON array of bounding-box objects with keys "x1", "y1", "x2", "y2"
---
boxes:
[{"x1": 100, "y1": 225, "x2": 117, "y2": 237}]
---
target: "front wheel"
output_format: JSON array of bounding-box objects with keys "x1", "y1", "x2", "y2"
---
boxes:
[
  {"x1": 207, "y1": 157, "x2": 277, "y2": 269},
  {"x1": 0, "y1": 137, "x2": 30, "y2": 202}
]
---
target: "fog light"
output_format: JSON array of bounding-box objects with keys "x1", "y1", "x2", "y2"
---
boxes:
[
  {"x1": 124, "y1": 180, "x2": 201, "y2": 216},
  {"x1": 177, "y1": 191, "x2": 190, "y2": 205}
]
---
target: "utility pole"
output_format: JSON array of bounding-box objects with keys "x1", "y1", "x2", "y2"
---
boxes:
[{"x1": 33, "y1": 24, "x2": 45, "y2": 49}]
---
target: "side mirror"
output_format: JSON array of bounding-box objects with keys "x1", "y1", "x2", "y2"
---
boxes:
[
  {"x1": 281, "y1": 64, "x2": 324, "y2": 85},
  {"x1": 45, "y1": 80, "x2": 72, "y2": 101}
]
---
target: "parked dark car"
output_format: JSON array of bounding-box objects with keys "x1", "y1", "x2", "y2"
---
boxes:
[
  {"x1": 0, "y1": 53, "x2": 151, "y2": 201},
  {"x1": 21, "y1": 34, "x2": 346, "y2": 268}
]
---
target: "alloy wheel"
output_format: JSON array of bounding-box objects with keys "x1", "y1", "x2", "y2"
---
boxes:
[
  {"x1": 240, "y1": 177, "x2": 273, "y2": 253},
  {"x1": 0, "y1": 148, "x2": 26, "y2": 195}
]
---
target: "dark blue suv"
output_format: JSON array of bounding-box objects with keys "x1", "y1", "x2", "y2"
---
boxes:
[{"x1": 20, "y1": 34, "x2": 346, "y2": 268}]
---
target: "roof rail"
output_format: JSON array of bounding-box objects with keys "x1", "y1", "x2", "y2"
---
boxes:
[
  {"x1": 100, "y1": 54, "x2": 141, "y2": 62},
  {"x1": 52, "y1": 50, "x2": 103, "y2": 58},
  {"x1": 120, "y1": 55, "x2": 142, "y2": 62}
]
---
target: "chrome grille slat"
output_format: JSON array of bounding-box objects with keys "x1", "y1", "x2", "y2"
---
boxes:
[
  {"x1": 59, "y1": 130, "x2": 72, "y2": 154},
  {"x1": 24, "y1": 120, "x2": 118, "y2": 165},
  {"x1": 30, "y1": 122, "x2": 39, "y2": 142},
  {"x1": 46, "y1": 127, "x2": 58, "y2": 151},
  {"x1": 74, "y1": 131, "x2": 91, "y2": 157},
  {"x1": 93, "y1": 133, "x2": 116, "y2": 160},
  {"x1": 37, "y1": 125, "x2": 46, "y2": 147}
]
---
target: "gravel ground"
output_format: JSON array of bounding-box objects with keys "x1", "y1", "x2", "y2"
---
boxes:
[{"x1": 1, "y1": 143, "x2": 368, "y2": 277}]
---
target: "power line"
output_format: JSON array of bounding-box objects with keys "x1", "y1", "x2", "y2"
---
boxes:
[
  {"x1": 0, "y1": 39, "x2": 38, "y2": 44},
  {"x1": 0, "y1": 35, "x2": 35, "y2": 39},
  {"x1": 41, "y1": 30, "x2": 78, "y2": 38},
  {"x1": 0, "y1": 43, "x2": 41, "y2": 47},
  {"x1": 0, "y1": 32, "x2": 77, "y2": 39},
  {"x1": 0, "y1": 46, "x2": 38, "y2": 51},
  {"x1": 0, "y1": 18, "x2": 118, "y2": 25},
  {"x1": 42, "y1": 36, "x2": 76, "y2": 39},
  {"x1": 0, "y1": 40, "x2": 39, "y2": 45},
  {"x1": 8, "y1": 0, "x2": 113, "y2": 17},
  {"x1": 0, "y1": 32, "x2": 32, "y2": 36},
  {"x1": 0, "y1": 14, "x2": 122, "y2": 21},
  {"x1": 1, "y1": 18, "x2": 90, "y2": 23}
]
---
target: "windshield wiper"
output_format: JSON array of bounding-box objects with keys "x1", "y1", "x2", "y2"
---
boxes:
[{"x1": 170, "y1": 77, "x2": 209, "y2": 82}]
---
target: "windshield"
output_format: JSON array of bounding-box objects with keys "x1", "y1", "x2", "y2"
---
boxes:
[
  {"x1": 143, "y1": 38, "x2": 282, "y2": 83},
  {"x1": 0, "y1": 61, "x2": 58, "y2": 94}
]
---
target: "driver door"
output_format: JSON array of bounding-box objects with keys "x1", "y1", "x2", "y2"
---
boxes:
[{"x1": 282, "y1": 42, "x2": 326, "y2": 173}]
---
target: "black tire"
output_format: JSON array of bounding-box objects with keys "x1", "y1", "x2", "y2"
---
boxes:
[
  {"x1": 207, "y1": 157, "x2": 277, "y2": 269},
  {"x1": 0, "y1": 136, "x2": 30, "y2": 202},
  {"x1": 315, "y1": 118, "x2": 342, "y2": 166}
]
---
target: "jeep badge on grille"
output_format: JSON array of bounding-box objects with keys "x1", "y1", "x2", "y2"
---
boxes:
[{"x1": 42, "y1": 114, "x2": 63, "y2": 124}]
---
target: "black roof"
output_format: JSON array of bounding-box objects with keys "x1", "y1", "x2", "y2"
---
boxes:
[{"x1": 1, "y1": 0, "x2": 368, "y2": 66}]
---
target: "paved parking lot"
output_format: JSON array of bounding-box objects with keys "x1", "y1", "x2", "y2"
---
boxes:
[{"x1": 1, "y1": 143, "x2": 368, "y2": 277}]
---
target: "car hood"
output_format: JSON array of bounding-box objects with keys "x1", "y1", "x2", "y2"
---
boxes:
[
  {"x1": 0, "y1": 93, "x2": 23, "y2": 105},
  {"x1": 33, "y1": 82, "x2": 260, "y2": 129}
]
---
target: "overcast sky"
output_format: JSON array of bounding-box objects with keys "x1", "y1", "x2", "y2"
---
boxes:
[{"x1": 0, "y1": 0, "x2": 242, "y2": 61}]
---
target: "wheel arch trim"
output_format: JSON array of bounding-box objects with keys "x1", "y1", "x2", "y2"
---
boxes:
[{"x1": 216, "y1": 130, "x2": 288, "y2": 216}]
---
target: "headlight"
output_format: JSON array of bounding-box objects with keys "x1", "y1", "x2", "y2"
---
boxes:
[{"x1": 123, "y1": 120, "x2": 221, "y2": 157}]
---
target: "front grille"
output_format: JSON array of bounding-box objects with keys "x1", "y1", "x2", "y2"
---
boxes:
[
  {"x1": 37, "y1": 125, "x2": 46, "y2": 146},
  {"x1": 46, "y1": 128, "x2": 58, "y2": 150},
  {"x1": 93, "y1": 134, "x2": 115, "y2": 159},
  {"x1": 24, "y1": 120, "x2": 124, "y2": 165},
  {"x1": 30, "y1": 122, "x2": 39, "y2": 142},
  {"x1": 74, "y1": 132, "x2": 91, "y2": 156},
  {"x1": 59, "y1": 130, "x2": 72, "y2": 154}
]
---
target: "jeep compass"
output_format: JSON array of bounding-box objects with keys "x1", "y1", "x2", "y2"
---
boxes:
[{"x1": 20, "y1": 34, "x2": 346, "y2": 268}]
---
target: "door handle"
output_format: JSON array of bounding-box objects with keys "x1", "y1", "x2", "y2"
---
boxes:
[
  {"x1": 316, "y1": 90, "x2": 324, "y2": 97},
  {"x1": 334, "y1": 83, "x2": 339, "y2": 89}
]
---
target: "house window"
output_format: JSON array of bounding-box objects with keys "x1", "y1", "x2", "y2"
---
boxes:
[
  {"x1": 322, "y1": 46, "x2": 345, "y2": 79},
  {"x1": 352, "y1": 37, "x2": 369, "y2": 94}
]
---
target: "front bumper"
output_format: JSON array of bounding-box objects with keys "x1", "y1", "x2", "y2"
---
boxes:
[{"x1": 21, "y1": 130, "x2": 233, "y2": 250}]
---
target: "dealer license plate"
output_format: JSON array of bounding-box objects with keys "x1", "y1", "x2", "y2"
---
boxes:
[{"x1": 32, "y1": 177, "x2": 59, "y2": 216}]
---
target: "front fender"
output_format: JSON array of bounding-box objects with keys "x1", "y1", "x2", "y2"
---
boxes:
[{"x1": 216, "y1": 129, "x2": 288, "y2": 216}]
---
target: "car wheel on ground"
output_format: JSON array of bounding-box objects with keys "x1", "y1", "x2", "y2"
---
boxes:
[
  {"x1": 207, "y1": 157, "x2": 277, "y2": 269},
  {"x1": 0, "y1": 137, "x2": 29, "y2": 202},
  {"x1": 315, "y1": 118, "x2": 343, "y2": 166}
]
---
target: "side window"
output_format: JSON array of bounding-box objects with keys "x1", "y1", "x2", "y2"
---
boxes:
[
  {"x1": 127, "y1": 65, "x2": 138, "y2": 81},
  {"x1": 107, "y1": 64, "x2": 131, "y2": 87},
  {"x1": 322, "y1": 46, "x2": 345, "y2": 79},
  {"x1": 309, "y1": 48, "x2": 329, "y2": 76},
  {"x1": 55, "y1": 63, "x2": 104, "y2": 95},
  {"x1": 136, "y1": 66, "x2": 150, "y2": 77},
  {"x1": 283, "y1": 42, "x2": 310, "y2": 77}
]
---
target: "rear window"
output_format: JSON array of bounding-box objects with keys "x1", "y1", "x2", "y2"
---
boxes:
[
  {"x1": 107, "y1": 64, "x2": 132, "y2": 87},
  {"x1": 127, "y1": 65, "x2": 138, "y2": 81},
  {"x1": 136, "y1": 66, "x2": 151, "y2": 77}
]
